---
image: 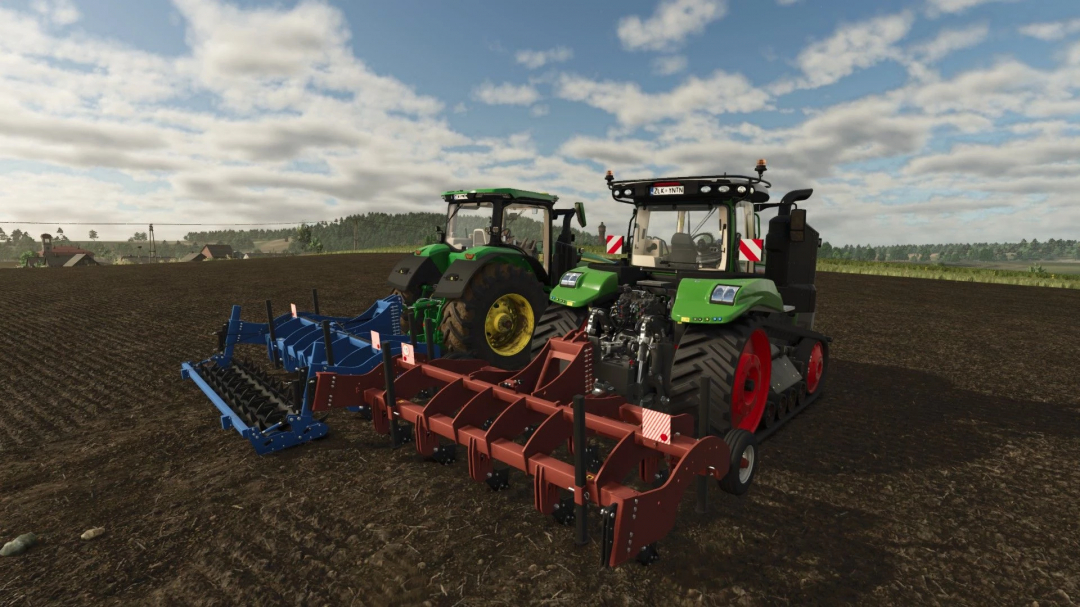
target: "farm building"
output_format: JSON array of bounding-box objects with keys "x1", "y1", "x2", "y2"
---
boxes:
[
  {"x1": 117, "y1": 255, "x2": 175, "y2": 264},
  {"x1": 24, "y1": 234, "x2": 98, "y2": 267},
  {"x1": 179, "y1": 245, "x2": 237, "y2": 262}
]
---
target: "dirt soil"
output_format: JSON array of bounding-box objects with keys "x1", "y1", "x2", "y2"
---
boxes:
[{"x1": 1, "y1": 255, "x2": 1078, "y2": 607}]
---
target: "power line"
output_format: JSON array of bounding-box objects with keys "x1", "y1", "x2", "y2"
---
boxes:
[{"x1": 0, "y1": 221, "x2": 321, "y2": 226}]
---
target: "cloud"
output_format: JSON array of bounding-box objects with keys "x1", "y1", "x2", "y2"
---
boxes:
[
  {"x1": 30, "y1": 0, "x2": 80, "y2": 26},
  {"x1": 925, "y1": 0, "x2": 1022, "y2": 17},
  {"x1": 555, "y1": 70, "x2": 770, "y2": 128},
  {"x1": 472, "y1": 81, "x2": 542, "y2": 106},
  {"x1": 617, "y1": 0, "x2": 727, "y2": 52},
  {"x1": 515, "y1": 46, "x2": 573, "y2": 69},
  {"x1": 530, "y1": 105, "x2": 550, "y2": 117},
  {"x1": 652, "y1": 55, "x2": 688, "y2": 75},
  {"x1": 772, "y1": 11, "x2": 915, "y2": 93},
  {"x1": 909, "y1": 23, "x2": 990, "y2": 64},
  {"x1": 1019, "y1": 19, "x2": 1080, "y2": 41},
  {"x1": 777, "y1": 0, "x2": 801, "y2": 4}
]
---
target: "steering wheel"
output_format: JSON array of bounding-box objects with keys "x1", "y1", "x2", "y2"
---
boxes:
[
  {"x1": 646, "y1": 238, "x2": 669, "y2": 255},
  {"x1": 694, "y1": 233, "x2": 715, "y2": 251}
]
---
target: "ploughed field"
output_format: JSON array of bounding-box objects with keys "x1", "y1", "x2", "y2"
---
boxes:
[{"x1": 1, "y1": 254, "x2": 1078, "y2": 607}]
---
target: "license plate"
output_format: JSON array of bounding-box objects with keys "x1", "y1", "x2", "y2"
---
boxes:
[
  {"x1": 453, "y1": 194, "x2": 469, "y2": 200},
  {"x1": 650, "y1": 186, "x2": 683, "y2": 196}
]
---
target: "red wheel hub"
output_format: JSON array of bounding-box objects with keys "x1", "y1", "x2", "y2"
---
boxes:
[
  {"x1": 806, "y1": 342, "x2": 824, "y2": 394},
  {"x1": 731, "y1": 329, "x2": 771, "y2": 432}
]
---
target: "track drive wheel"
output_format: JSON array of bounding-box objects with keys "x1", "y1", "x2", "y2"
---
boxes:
[
  {"x1": 719, "y1": 429, "x2": 757, "y2": 496},
  {"x1": 529, "y1": 305, "x2": 588, "y2": 357},
  {"x1": 439, "y1": 263, "x2": 548, "y2": 370},
  {"x1": 668, "y1": 320, "x2": 773, "y2": 435}
]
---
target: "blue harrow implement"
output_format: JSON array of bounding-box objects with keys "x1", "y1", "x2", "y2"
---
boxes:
[{"x1": 181, "y1": 293, "x2": 432, "y2": 454}]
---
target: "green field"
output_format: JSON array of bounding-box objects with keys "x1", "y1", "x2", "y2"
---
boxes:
[{"x1": 818, "y1": 259, "x2": 1080, "y2": 289}]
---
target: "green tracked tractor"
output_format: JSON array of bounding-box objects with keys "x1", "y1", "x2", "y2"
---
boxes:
[
  {"x1": 532, "y1": 161, "x2": 830, "y2": 452},
  {"x1": 388, "y1": 188, "x2": 592, "y2": 369}
]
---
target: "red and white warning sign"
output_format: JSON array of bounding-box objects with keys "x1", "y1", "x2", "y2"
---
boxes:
[
  {"x1": 739, "y1": 238, "x2": 764, "y2": 262},
  {"x1": 290, "y1": 303, "x2": 298, "y2": 318},
  {"x1": 370, "y1": 330, "x2": 381, "y2": 350},
  {"x1": 642, "y1": 408, "x2": 672, "y2": 445},
  {"x1": 606, "y1": 234, "x2": 624, "y2": 255},
  {"x1": 401, "y1": 342, "x2": 415, "y2": 365}
]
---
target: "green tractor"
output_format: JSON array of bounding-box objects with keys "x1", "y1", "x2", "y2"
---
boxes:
[
  {"x1": 534, "y1": 161, "x2": 829, "y2": 464},
  {"x1": 388, "y1": 188, "x2": 590, "y2": 369}
]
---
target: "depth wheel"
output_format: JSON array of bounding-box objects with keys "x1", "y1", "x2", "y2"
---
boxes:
[
  {"x1": 793, "y1": 338, "x2": 829, "y2": 395},
  {"x1": 439, "y1": 263, "x2": 548, "y2": 370},
  {"x1": 719, "y1": 429, "x2": 757, "y2": 496},
  {"x1": 668, "y1": 320, "x2": 773, "y2": 435},
  {"x1": 530, "y1": 305, "x2": 588, "y2": 357}
]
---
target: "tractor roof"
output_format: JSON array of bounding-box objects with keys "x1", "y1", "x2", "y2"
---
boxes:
[
  {"x1": 441, "y1": 188, "x2": 558, "y2": 205},
  {"x1": 607, "y1": 174, "x2": 771, "y2": 205}
]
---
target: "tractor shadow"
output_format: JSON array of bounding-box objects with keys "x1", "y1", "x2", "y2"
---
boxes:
[{"x1": 763, "y1": 359, "x2": 1080, "y2": 476}]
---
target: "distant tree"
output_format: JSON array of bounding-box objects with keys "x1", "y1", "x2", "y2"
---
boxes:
[
  {"x1": 10, "y1": 229, "x2": 23, "y2": 242},
  {"x1": 0, "y1": 227, "x2": 6, "y2": 242},
  {"x1": 56, "y1": 227, "x2": 64, "y2": 236},
  {"x1": 89, "y1": 229, "x2": 99, "y2": 241},
  {"x1": 18, "y1": 250, "x2": 36, "y2": 267},
  {"x1": 310, "y1": 236, "x2": 324, "y2": 254},
  {"x1": 128, "y1": 231, "x2": 148, "y2": 242}
]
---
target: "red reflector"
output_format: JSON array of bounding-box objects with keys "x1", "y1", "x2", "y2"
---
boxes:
[
  {"x1": 464, "y1": 253, "x2": 475, "y2": 260},
  {"x1": 414, "y1": 249, "x2": 422, "y2": 255},
  {"x1": 652, "y1": 181, "x2": 682, "y2": 187}
]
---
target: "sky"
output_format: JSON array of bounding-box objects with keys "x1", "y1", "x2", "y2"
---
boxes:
[{"x1": 0, "y1": 0, "x2": 1078, "y2": 244}]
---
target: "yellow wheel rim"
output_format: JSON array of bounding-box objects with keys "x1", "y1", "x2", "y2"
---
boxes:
[{"x1": 484, "y1": 293, "x2": 534, "y2": 357}]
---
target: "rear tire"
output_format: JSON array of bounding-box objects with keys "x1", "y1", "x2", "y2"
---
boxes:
[
  {"x1": 439, "y1": 263, "x2": 547, "y2": 370},
  {"x1": 530, "y1": 305, "x2": 588, "y2": 358},
  {"x1": 390, "y1": 287, "x2": 419, "y2": 306},
  {"x1": 668, "y1": 319, "x2": 773, "y2": 435}
]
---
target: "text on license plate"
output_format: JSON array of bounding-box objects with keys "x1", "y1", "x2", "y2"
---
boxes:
[
  {"x1": 453, "y1": 194, "x2": 469, "y2": 200},
  {"x1": 651, "y1": 186, "x2": 683, "y2": 196}
]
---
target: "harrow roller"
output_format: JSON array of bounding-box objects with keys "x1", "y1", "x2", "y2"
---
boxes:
[
  {"x1": 182, "y1": 294, "x2": 423, "y2": 454},
  {"x1": 312, "y1": 329, "x2": 747, "y2": 567}
]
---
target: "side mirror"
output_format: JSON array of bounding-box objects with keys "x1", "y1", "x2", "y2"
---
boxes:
[
  {"x1": 574, "y1": 202, "x2": 587, "y2": 228},
  {"x1": 790, "y1": 209, "x2": 806, "y2": 243}
]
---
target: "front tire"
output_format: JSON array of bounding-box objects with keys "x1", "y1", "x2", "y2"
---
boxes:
[{"x1": 439, "y1": 263, "x2": 547, "y2": 370}]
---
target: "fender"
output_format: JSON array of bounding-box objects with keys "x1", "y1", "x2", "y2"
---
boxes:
[
  {"x1": 430, "y1": 255, "x2": 537, "y2": 300},
  {"x1": 387, "y1": 254, "x2": 443, "y2": 294}
]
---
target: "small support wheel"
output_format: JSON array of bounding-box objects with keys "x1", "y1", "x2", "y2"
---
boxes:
[
  {"x1": 485, "y1": 468, "x2": 510, "y2": 491},
  {"x1": 762, "y1": 396, "x2": 779, "y2": 428},
  {"x1": 719, "y1": 429, "x2": 758, "y2": 496},
  {"x1": 636, "y1": 543, "x2": 660, "y2": 566}
]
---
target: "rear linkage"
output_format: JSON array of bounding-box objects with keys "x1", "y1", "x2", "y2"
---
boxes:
[
  {"x1": 311, "y1": 327, "x2": 756, "y2": 567},
  {"x1": 181, "y1": 290, "x2": 426, "y2": 454}
]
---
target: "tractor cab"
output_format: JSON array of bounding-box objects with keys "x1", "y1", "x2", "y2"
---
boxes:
[
  {"x1": 606, "y1": 165, "x2": 770, "y2": 276},
  {"x1": 439, "y1": 188, "x2": 586, "y2": 287}
]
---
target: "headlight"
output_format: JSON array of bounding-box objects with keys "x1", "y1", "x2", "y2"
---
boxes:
[
  {"x1": 737, "y1": 185, "x2": 746, "y2": 194},
  {"x1": 710, "y1": 285, "x2": 739, "y2": 304},
  {"x1": 560, "y1": 272, "x2": 584, "y2": 288},
  {"x1": 623, "y1": 188, "x2": 633, "y2": 196},
  {"x1": 718, "y1": 185, "x2": 730, "y2": 193},
  {"x1": 700, "y1": 185, "x2": 712, "y2": 193}
]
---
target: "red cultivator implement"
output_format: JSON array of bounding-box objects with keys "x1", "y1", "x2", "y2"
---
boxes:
[{"x1": 312, "y1": 328, "x2": 756, "y2": 567}]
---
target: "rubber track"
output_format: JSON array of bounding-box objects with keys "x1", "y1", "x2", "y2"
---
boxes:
[
  {"x1": 529, "y1": 305, "x2": 587, "y2": 358},
  {"x1": 668, "y1": 321, "x2": 756, "y2": 434}
]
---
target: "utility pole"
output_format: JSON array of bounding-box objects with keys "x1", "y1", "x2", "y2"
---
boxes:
[{"x1": 149, "y1": 224, "x2": 157, "y2": 261}]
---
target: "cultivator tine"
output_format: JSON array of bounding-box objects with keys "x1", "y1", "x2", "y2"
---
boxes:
[
  {"x1": 599, "y1": 504, "x2": 617, "y2": 567},
  {"x1": 312, "y1": 289, "x2": 320, "y2": 315},
  {"x1": 572, "y1": 394, "x2": 589, "y2": 546},
  {"x1": 382, "y1": 347, "x2": 406, "y2": 448}
]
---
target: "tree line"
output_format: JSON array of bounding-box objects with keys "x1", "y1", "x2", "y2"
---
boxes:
[{"x1": 819, "y1": 239, "x2": 1080, "y2": 263}]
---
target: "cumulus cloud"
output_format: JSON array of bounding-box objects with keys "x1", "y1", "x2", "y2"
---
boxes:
[
  {"x1": 652, "y1": 55, "x2": 688, "y2": 75},
  {"x1": 925, "y1": 0, "x2": 1023, "y2": 16},
  {"x1": 515, "y1": 46, "x2": 573, "y2": 69},
  {"x1": 30, "y1": 0, "x2": 80, "y2": 26},
  {"x1": 555, "y1": 70, "x2": 770, "y2": 127},
  {"x1": 1019, "y1": 19, "x2": 1080, "y2": 41},
  {"x1": 472, "y1": 82, "x2": 542, "y2": 106},
  {"x1": 617, "y1": 0, "x2": 727, "y2": 52},
  {"x1": 772, "y1": 11, "x2": 915, "y2": 93}
]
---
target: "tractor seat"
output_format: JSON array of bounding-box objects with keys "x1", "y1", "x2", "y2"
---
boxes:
[
  {"x1": 521, "y1": 239, "x2": 537, "y2": 258},
  {"x1": 472, "y1": 228, "x2": 488, "y2": 247},
  {"x1": 667, "y1": 232, "x2": 697, "y2": 264}
]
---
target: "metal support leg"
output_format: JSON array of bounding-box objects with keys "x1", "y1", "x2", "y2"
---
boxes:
[
  {"x1": 321, "y1": 320, "x2": 335, "y2": 367},
  {"x1": 696, "y1": 377, "x2": 710, "y2": 514},
  {"x1": 573, "y1": 394, "x2": 589, "y2": 546},
  {"x1": 423, "y1": 318, "x2": 436, "y2": 360},
  {"x1": 312, "y1": 289, "x2": 320, "y2": 315},
  {"x1": 265, "y1": 300, "x2": 280, "y2": 368},
  {"x1": 383, "y1": 347, "x2": 402, "y2": 448}
]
